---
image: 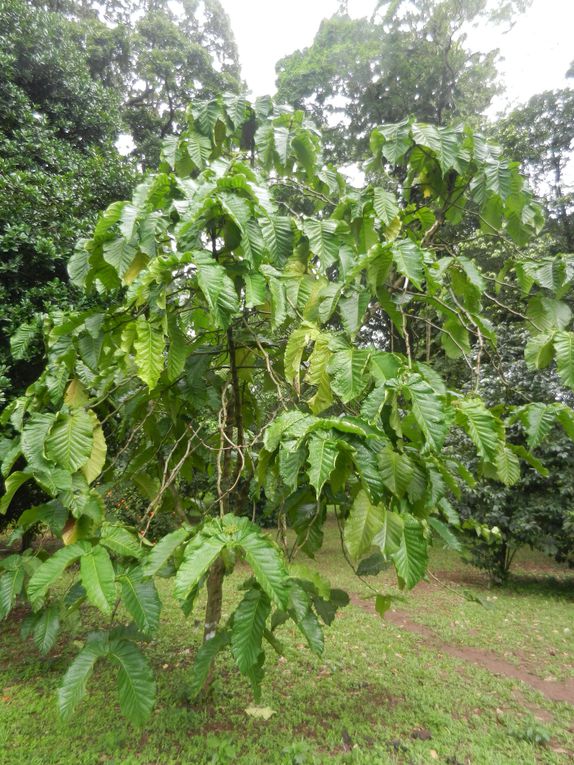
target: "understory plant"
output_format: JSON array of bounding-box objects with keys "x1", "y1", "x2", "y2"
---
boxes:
[{"x1": 2, "y1": 94, "x2": 574, "y2": 722}]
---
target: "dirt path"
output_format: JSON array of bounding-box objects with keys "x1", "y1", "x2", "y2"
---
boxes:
[{"x1": 349, "y1": 594, "x2": 574, "y2": 705}]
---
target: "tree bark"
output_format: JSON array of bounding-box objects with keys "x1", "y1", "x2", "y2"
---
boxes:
[{"x1": 201, "y1": 555, "x2": 225, "y2": 695}]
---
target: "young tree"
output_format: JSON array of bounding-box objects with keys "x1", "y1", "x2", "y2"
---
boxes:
[{"x1": 1, "y1": 94, "x2": 574, "y2": 723}]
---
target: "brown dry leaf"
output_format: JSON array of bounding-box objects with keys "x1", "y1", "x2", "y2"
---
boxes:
[{"x1": 411, "y1": 727, "x2": 432, "y2": 741}]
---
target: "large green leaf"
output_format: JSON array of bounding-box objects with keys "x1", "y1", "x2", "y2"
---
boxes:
[
  {"x1": 0, "y1": 471, "x2": 33, "y2": 515},
  {"x1": 10, "y1": 320, "x2": 40, "y2": 360},
  {"x1": 287, "y1": 582, "x2": 324, "y2": 655},
  {"x1": 166, "y1": 320, "x2": 188, "y2": 382},
  {"x1": 21, "y1": 413, "x2": 56, "y2": 467},
  {"x1": 392, "y1": 239, "x2": 424, "y2": 289},
  {"x1": 288, "y1": 563, "x2": 330, "y2": 600},
  {"x1": 244, "y1": 273, "x2": 267, "y2": 307},
  {"x1": 428, "y1": 517, "x2": 461, "y2": 552},
  {"x1": 80, "y1": 545, "x2": 116, "y2": 616},
  {"x1": 391, "y1": 516, "x2": 428, "y2": 590},
  {"x1": 494, "y1": 446, "x2": 520, "y2": 486},
  {"x1": 306, "y1": 432, "x2": 339, "y2": 496},
  {"x1": 100, "y1": 524, "x2": 143, "y2": 560},
  {"x1": 303, "y1": 219, "x2": 339, "y2": 269},
  {"x1": 373, "y1": 509, "x2": 404, "y2": 556},
  {"x1": 195, "y1": 253, "x2": 240, "y2": 328},
  {"x1": 403, "y1": 374, "x2": 447, "y2": 450},
  {"x1": 109, "y1": 638, "x2": 156, "y2": 725},
  {"x1": 352, "y1": 443, "x2": 385, "y2": 502},
  {"x1": 134, "y1": 317, "x2": 165, "y2": 390},
  {"x1": 82, "y1": 412, "x2": 107, "y2": 484},
  {"x1": 278, "y1": 444, "x2": 306, "y2": 491},
  {"x1": 554, "y1": 331, "x2": 574, "y2": 388},
  {"x1": 174, "y1": 533, "x2": 225, "y2": 601},
  {"x1": 28, "y1": 543, "x2": 86, "y2": 607},
  {"x1": 343, "y1": 491, "x2": 386, "y2": 562},
  {"x1": 143, "y1": 527, "x2": 190, "y2": 576},
  {"x1": 32, "y1": 605, "x2": 60, "y2": 654},
  {"x1": 0, "y1": 566, "x2": 24, "y2": 620},
  {"x1": 373, "y1": 188, "x2": 399, "y2": 226},
  {"x1": 328, "y1": 348, "x2": 370, "y2": 403},
  {"x1": 524, "y1": 333, "x2": 555, "y2": 370},
  {"x1": 411, "y1": 124, "x2": 462, "y2": 174},
  {"x1": 231, "y1": 588, "x2": 271, "y2": 674},
  {"x1": 521, "y1": 403, "x2": 557, "y2": 449},
  {"x1": 103, "y1": 237, "x2": 137, "y2": 278},
  {"x1": 527, "y1": 296, "x2": 571, "y2": 333},
  {"x1": 240, "y1": 529, "x2": 289, "y2": 609},
  {"x1": 260, "y1": 215, "x2": 293, "y2": 265},
  {"x1": 379, "y1": 447, "x2": 413, "y2": 497},
  {"x1": 184, "y1": 132, "x2": 212, "y2": 170},
  {"x1": 284, "y1": 324, "x2": 319, "y2": 393},
  {"x1": 339, "y1": 290, "x2": 370, "y2": 338},
  {"x1": 292, "y1": 131, "x2": 317, "y2": 176},
  {"x1": 456, "y1": 399, "x2": 503, "y2": 461},
  {"x1": 45, "y1": 409, "x2": 94, "y2": 473},
  {"x1": 121, "y1": 571, "x2": 161, "y2": 635},
  {"x1": 58, "y1": 632, "x2": 110, "y2": 721}
]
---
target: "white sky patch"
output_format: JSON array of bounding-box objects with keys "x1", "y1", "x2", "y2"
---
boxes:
[{"x1": 220, "y1": 0, "x2": 574, "y2": 110}]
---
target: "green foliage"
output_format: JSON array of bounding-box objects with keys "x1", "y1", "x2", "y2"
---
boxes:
[
  {"x1": 496, "y1": 88, "x2": 574, "y2": 251},
  {"x1": 276, "y1": 1, "x2": 507, "y2": 162},
  {"x1": 457, "y1": 325, "x2": 574, "y2": 582},
  {"x1": 1, "y1": 91, "x2": 572, "y2": 725},
  {"x1": 0, "y1": 0, "x2": 135, "y2": 410}
]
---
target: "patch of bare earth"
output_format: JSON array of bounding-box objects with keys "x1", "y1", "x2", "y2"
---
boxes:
[{"x1": 349, "y1": 594, "x2": 574, "y2": 705}]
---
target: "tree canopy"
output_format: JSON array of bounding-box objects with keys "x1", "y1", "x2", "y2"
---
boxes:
[
  {"x1": 275, "y1": 0, "x2": 518, "y2": 162},
  {"x1": 2, "y1": 90, "x2": 574, "y2": 721}
]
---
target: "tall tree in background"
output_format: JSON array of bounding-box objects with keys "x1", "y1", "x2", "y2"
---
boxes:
[
  {"x1": 496, "y1": 89, "x2": 574, "y2": 252},
  {"x1": 0, "y1": 0, "x2": 134, "y2": 402},
  {"x1": 124, "y1": 0, "x2": 242, "y2": 166},
  {"x1": 1, "y1": 0, "x2": 243, "y2": 402},
  {"x1": 275, "y1": 0, "x2": 529, "y2": 163},
  {"x1": 34, "y1": 0, "x2": 243, "y2": 166}
]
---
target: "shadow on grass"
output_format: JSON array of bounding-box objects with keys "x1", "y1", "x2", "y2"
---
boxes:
[{"x1": 504, "y1": 573, "x2": 574, "y2": 602}]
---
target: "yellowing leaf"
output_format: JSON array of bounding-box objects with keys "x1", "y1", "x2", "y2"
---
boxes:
[
  {"x1": 64, "y1": 379, "x2": 89, "y2": 407},
  {"x1": 82, "y1": 412, "x2": 107, "y2": 484},
  {"x1": 245, "y1": 705, "x2": 276, "y2": 720}
]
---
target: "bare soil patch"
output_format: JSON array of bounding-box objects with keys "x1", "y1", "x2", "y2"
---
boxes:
[{"x1": 350, "y1": 594, "x2": 574, "y2": 705}]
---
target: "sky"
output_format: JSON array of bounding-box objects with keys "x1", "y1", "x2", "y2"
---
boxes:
[{"x1": 219, "y1": 0, "x2": 574, "y2": 115}]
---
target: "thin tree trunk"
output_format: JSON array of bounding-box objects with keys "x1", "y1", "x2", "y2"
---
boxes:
[
  {"x1": 201, "y1": 555, "x2": 225, "y2": 695},
  {"x1": 204, "y1": 557, "x2": 225, "y2": 642}
]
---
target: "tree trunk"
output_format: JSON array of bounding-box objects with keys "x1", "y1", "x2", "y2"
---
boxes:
[
  {"x1": 201, "y1": 555, "x2": 225, "y2": 695},
  {"x1": 20, "y1": 526, "x2": 35, "y2": 552}
]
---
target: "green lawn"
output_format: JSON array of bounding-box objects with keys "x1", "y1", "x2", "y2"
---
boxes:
[{"x1": 1, "y1": 519, "x2": 573, "y2": 765}]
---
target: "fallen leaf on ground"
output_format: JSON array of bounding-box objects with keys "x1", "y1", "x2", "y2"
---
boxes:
[
  {"x1": 411, "y1": 727, "x2": 432, "y2": 740},
  {"x1": 245, "y1": 706, "x2": 276, "y2": 720}
]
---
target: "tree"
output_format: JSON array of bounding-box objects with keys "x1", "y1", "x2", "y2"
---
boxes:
[
  {"x1": 2, "y1": 94, "x2": 574, "y2": 723},
  {"x1": 122, "y1": 0, "x2": 242, "y2": 167},
  {"x1": 0, "y1": 0, "x2": 135, "y2": 402},
  {"x1": 275, "y1": 0, "x2": 527, "y2": 162},
  {"x1": 496, "y1": 89, "x2": 574, "y2": 252},
  {"x1": 454, "y1": 323, "x2": 574, "y2": 583},
  {"x1": 26, "y1": 1, "x2": 242, "y2": 169}
]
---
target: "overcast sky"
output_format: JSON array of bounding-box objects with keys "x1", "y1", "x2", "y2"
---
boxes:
[{"x1": 219, "y1": 0, "x2": 573, "y2": 115}]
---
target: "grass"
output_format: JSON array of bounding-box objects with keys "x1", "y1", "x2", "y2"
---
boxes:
[{"x1": 1, "y1": 518, "x2": 573, "y2": 765}]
